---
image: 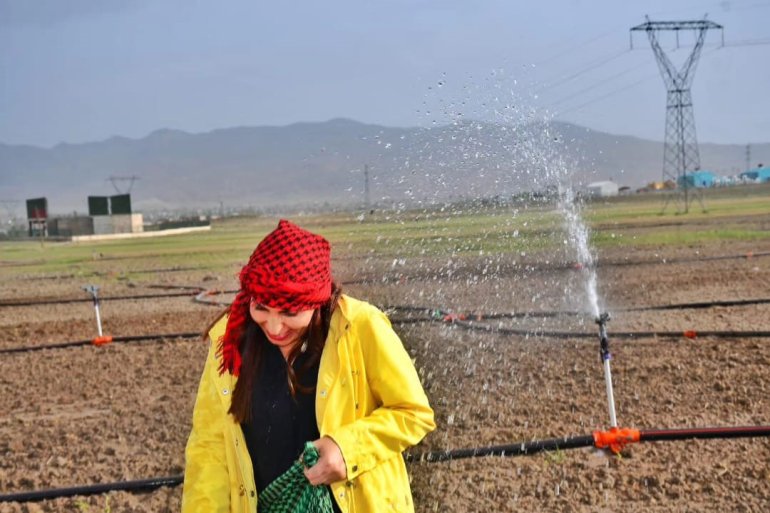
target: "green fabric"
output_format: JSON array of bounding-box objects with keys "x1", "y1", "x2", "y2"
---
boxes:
[{"x1": 259, "y1": 442, "x2": 334, "y2": 513}]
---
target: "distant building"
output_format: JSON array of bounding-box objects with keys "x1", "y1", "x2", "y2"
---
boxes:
[
  {"x1": 678, "y1": 170, "x2": 716, "y2": 188},
  {"x1": 48, "y1": 216, "x2": 94, "y2": 237},
  {"x1": 739, "y1": 165, "x2": 770, "y2": 183},
  {"x1": 92, "y1": 214, "x2": 143, "y2": 235},
  {"x1": 585, "y1": 181, "x2": 619, "y2": 198},
  {"x1": 26, "y1": 197, "x2": 48, "y2": 237},
  {"x1": 88, "y1": 193, "x2": 143, "y2": 235},
  {"x1": 713, "y1": 175, "x2": 734, "y2": 186},
  {"x1": 24, "y1": 193, "x2": 143, "y2": 239},
  {"x1": 646, "y1": 180, "x2": 677, "y2": 191}
]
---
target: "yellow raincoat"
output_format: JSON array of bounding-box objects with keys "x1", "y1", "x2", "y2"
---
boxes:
[{"x1": 182, "y1": 295, "x2": 436, "y2": 512}]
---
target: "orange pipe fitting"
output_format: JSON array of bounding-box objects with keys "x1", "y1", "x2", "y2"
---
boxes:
[
  {"x1": 92, "y1": 335, "x2": 114, "y2": 346},
  {"x1": 593, "y1": 427, "x2": 640, "y2": 454}
]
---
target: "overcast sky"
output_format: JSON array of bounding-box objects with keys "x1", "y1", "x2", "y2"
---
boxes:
[{"x1": 1, "y1": 0, "x2": 768, "y2": 147}]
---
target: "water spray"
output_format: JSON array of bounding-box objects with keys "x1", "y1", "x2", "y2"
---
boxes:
[{"x1": 596, "y1": 312, "x2": 617, "y2": 428}]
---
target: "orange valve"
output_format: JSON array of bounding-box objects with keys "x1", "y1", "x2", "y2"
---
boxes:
[
  {"x1": 683, "y1": 330, "x2": 697, "y2": 339},
  {"x1": 92, "y1": 335, "x2": 114, "y2": 346},
  {"x1": 593, "y1": 427, "x2": 640, "y2": 454}
]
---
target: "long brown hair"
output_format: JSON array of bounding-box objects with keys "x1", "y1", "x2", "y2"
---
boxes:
[{"x1": 227, "y1": 283, "x2": 342, "y2": 424}]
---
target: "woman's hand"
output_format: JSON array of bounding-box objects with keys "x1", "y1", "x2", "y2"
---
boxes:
[{"x1": 304, "y1": 436, "x2": 347, "y2": 485}]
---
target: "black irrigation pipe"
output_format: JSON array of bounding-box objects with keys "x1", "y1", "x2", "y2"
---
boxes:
[
  {"x1": 128, "y1": 266, "x2": 207, "y2": 274},
  {"x1": 10, "y1": 292, "x2": 764, "y2": 311},
  {"x1": 193, "y1": 290, "x2": 240, "y2": 306},
  {"x1": 3, "y1": 425, "x2": 770, "y2": 503},
  {"x1": 626, "y1": 297, "x2": 770, "y2": 312},
  {"x1": 638, "y1": 425, "x2": 770, "y2": 442},
  {"x1": 406, "y1": 434, "x2": 596, "y2": 462},
  {"x1": 3, "y1": 265, "x2": 206, "y2": 277},
  {"x1": 595, "y1": 250, "x2": 770, "y2": 269},
  {"x1": 408, "y1": 425, "x2": 770, "y2": 463},
  {"x1": 0, "y1": 332, "x2": 201, "y2": 355},
  {"x1": 344, "y1": 250, "x2": 770, "y2": 285},
  {"x1": 4, "y1": 302, "x2": 770, "y2": 356},
  {"x1": 16, "y1": 322, "x2": 758, "y2": 357},
  {"x1": 384, "y1": 296, "x2": 770, "y2": 322},
  {"x1": 450, "y1": 320, "x2": 770, "y2": 339},
  {"x1": 384, "y1": 306, "x2": 770, "y2": 339},
  {"x1": 0, "y1": 291, "x2": 202, "y2": 308},
  {"x1": 146, "y1": 284, "x2": 210, "y2": 291},
  {"x1": 0, "y1": 476, "x2": 183, "y2": 503}
]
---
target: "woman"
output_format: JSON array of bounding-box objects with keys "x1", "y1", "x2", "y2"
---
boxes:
[{"x1": 182, "y1": 219, "x2": 435, "y2": 513}]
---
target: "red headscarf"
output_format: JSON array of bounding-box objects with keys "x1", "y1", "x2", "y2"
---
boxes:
[{"x1": 217, "y1": 219, "x2": 332, "y2": 375}]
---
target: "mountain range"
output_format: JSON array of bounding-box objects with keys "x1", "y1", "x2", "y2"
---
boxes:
[{"x1": 1, "y1": 118, "x2": 768, "y2": 215}]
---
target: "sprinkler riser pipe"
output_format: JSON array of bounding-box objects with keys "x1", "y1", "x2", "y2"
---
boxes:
[
  {"x1": 603, "y1": 358, "x2": 618, "y2": 428},
  {"x1": 83, "y1": 285, "x2": 103, "y2": 337},
  {"x1": 596, "y1": 312, "x2": 617, "y2": 428},
  {"x1": 93, "y1": 301, "x2": 103, "y2": 337}
]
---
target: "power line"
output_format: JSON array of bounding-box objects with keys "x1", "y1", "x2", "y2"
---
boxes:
[
  {"x1": 722, "y1": 37, "x2": 770, "y2": 47},
  {"x1": 551, "y1": 51, "x2": 726, "y2": 116},
  {"x1": 552, "y1": 74, "x2": 657, "y2": 117},
  {"x1": 727, "y1": 0, "x2": 770, "y2": 12},
  {"x1": 663, "y1": 36, "x2": 770, "y2": 48},
  {"x1": 530, "y1": 28, "x2": 764, "y2": 117},
  {"x1": 549, "y1": 34, "x2": 764, "y2": 117},
  {"x1": 534, "y1": 29, "x2": 616, "y2": 67},
  {"x1": 547, "y1": 16, "x2": 764, "y2": 132},
  {"x1": 538, "y1": 49, "x2": 630, "y2": 92},
  {"x1": 548, "y1": 65, "x2": 641, "y2": 108}
]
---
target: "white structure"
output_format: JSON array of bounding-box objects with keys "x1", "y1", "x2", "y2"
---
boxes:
[
  {"x1": 92, "y1": 214, "x2": 144, "y2": 235},
  {"x1": 586, "y1": 181, "x2": 619, "y2": 198},
  {"x1": 72, "y1": 224, "x2": 209, "y2": 242}
]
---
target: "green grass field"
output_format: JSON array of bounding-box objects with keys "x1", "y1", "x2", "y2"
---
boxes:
[{"x1": 2, "y1": 185, "x2": 768, "y2": 278}]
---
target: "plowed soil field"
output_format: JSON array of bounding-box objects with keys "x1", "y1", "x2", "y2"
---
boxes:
[{"x1": 1, "y1": 226, "x2": 769, "y2": 512}]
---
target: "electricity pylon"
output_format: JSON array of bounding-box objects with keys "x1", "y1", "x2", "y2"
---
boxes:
[
  {"x1": 0, "y1": 199, "x2": 22, "y2": 228},
  {"x1": 631, "y1": 17, "x2": 723, "y2": 213},
  {"x1": 107, "y1": 176, "x2": 140, "y2": 194}
]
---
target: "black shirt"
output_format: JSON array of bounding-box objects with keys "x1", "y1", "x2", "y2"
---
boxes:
[
  {"x1": 241, "y1": 345, "x2": 343, "y2": 513},
  {"x1": 242, "y1": 343, "x2": 321, "y2": 493}
]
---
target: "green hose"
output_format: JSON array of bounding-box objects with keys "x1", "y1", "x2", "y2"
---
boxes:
[{"x1": 259, "y1": 442, "x2": 335, "y2": 513}]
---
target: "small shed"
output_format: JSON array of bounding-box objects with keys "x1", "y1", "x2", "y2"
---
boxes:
[
  {"x1": 585, "y1": 181, "x2": 619, "y2": 198},
  {"x1": 678, "y1": 170, "x2": 716, "y2": 188}
]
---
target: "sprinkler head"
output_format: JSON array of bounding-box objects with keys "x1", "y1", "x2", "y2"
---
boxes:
[
  {"x1": 82, "y1": 284, "x2": 100, "y2": 298},
  {"x1": 596, "y1": 312, "x2": 611, "y2": 360}
]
